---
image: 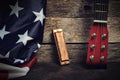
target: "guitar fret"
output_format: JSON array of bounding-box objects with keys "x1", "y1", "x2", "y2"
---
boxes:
[
  {"x1": 95, "y1": 10, "x2": 107, "y2": 13},
  {"x1": 94, "y1": 12, "x2": 108, "y2": 20},
  {"x1": 94, "y1": 0, "x2": 109, "y2": 21},
  {"x1": 94, "y1": 4, "x2": 108, "y2": 11},
  {"x1": 94, "y1": 0, "x2": 109, "y2": 4},
  {"x1": 95, "y1": 3, "x2": 107, "y2": 5}
]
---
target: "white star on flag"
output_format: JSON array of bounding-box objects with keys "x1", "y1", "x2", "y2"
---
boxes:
[
  {"x1": 5, "y1": 52, "x2": 10, "y2": 58},
  {"x1": 0, "y1": 25, "x2": 10, "y2": 40},
  {"x1": 14, "y1": 59, "x2": 25, "y2": 63},
  {"x1": 16, "y1": 30, "x2": 33, "y2": 45},
  {"x1": 9, "y1": 0, "x2": 24, "y2": 18},
  {"x1": 33, "y1": 43, "x2": 41, "y2": 53},
  {"x1": 37, "y1": 43, "x2": 41, "y2": 48},
  {"x1": 33, "y1": 8, "x2": 45, "y2": 25}
]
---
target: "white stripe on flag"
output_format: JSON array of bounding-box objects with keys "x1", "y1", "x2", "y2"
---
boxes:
[
  {"x1": 8, "y1": 68, "x2": 29, "y2": 79},
  {"x1": 0, "y1": 63, "x2": 29, "y2": 79},
  {"x1": 0, "y1": 56, "x2": 37, "y2": 79}
]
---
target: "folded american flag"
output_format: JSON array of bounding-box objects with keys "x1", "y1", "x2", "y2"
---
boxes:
[{"x1": 0, "y1": 0, "x2": 46, "y2": 79}]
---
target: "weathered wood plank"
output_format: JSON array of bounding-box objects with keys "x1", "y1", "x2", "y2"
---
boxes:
[
  {"x1": 46, "y1": 0, "x2": 84, "y2": 17},
  {"x1": 109, "y1": 1, "x2": 120, "y2": 17},
  {"x1": 37, "y1": 43, "x2": 120, "y2": 63},
  {"x1": 44, "y1": 0, "x2": 120, "y2": 43},
  {"x1": 46, "y1": 0, "x2": 120, "y2": 17},
  {"x1": 43, "y1": 17, "x2": 120, "y2": 43},
  {"x1": 10, "y1": 62, "x2": 120, "y2": 80}
]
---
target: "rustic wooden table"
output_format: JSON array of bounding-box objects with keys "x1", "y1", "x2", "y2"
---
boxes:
[{"x1": 10, "y1": 0, "x2": 120, "y2": 80}]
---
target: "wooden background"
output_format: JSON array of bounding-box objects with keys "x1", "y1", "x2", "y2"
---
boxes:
[
  {"x1": 12, "y1": 0, "x2": 120, "y2": 80},
  {"x1": 38, "y1": 0, "x2": 120, "y2": 63}
]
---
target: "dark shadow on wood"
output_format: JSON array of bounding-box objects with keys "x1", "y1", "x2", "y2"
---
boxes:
[
  {"x1": 10, "y1": 62, "x2": 120, "y2": 80},
  {"x1": 51, "y1": 32, "x2": 60, "y2": 65}
]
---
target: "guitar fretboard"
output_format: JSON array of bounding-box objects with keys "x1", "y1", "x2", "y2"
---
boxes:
[{"x1": 94, "y1": 0, "x2": 109, "y2": 24}]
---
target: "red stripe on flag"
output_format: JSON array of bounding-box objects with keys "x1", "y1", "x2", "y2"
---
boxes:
[
  {"x1": 0, "y1": 56, "x2": 37, "y2": 79},
  {"x1": 21, "y1": 56, "x2": 37, "y2": 68}
]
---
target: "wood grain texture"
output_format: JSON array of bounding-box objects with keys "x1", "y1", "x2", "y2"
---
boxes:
[
  {"x1": 43, "y1": 0, "x2": 120, "y2": 43},
  {"x1": 43, "y1": 17, "x2": 120, "y2": 43},
  {"x1": 46, "y1": 0, "x2": 85, "y2": 18},
  {"x1": 37, "y1": 43, "x2": 120, "y2": 63},
  {"x1": 10, "y1": 62, "x2": 120, "y2": 80},
  {"x1": 109, "y1": 0, "x2": 120, "y2": 17},
  {"x1": 46, "y1": 0, "x2": 120, "y2": 17}
]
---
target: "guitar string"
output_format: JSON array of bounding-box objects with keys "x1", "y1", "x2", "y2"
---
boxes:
[
  {"x1": 101, "y1": 0, "x2": 108, "y2": 62},
  {"x1": 95, "y1": 0, "x2": 100, "y2": 62},
  {"x1": 102, "y1": 0, "x2": 107, "y2": 60},
  {"x1": 100, "y1": 0, "x2": 103, "y2": 61},
  {"x1": 101, "y1": 0, "x2": 106, "y2": 61},
  {"x1": 94, "y1": 0, "x2": 97, "y2": 61},
  {"x1": 99, "y1": 0, "x2": 102, "y2": 62},
  {"x1": 93, "y1": 0, "x2": 97, "y2": 61},
  {"x1": 104, "y1": 0, "x2": 108, "y2": 61},
  {"x1": 89, "y1": 0, "x2": 96, "y2": 62},
  {"x1": 94, "y1": 0, "x2": 99, "y2": 62},
  {"x1": 97, "y1": 0, "x2": 103, "y2": 62}
]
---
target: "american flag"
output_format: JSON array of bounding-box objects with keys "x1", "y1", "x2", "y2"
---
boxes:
[{"x1": 0, "y1": 0, "x2": 46, "y2": 79}]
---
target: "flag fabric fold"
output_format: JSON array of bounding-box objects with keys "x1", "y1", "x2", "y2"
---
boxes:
[
  {"x1": 0, "y1": 56, "x2": 37, "y2": 79},
  {"x1": 0, "y1": 0, "x2": 46, "y2": 79}
]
